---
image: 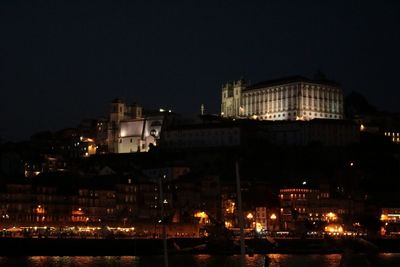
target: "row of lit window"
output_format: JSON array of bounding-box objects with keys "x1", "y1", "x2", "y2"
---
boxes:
[
  {"x1": 250, "y1": 113, "x2": 340, "y2": 119},
  {"x1": 385, "y1": 132, "x2": 400, "y2": 137},
  {"x1": 280, "y1": 194, "x2": 307, "y2": 199},
  {"x1": 280, "y1": 189, "x2": 314, "y2": 193}
]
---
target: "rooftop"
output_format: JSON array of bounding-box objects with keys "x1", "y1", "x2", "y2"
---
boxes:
[{"x1": 244, "y1": 75, "x2": 340, "y2": 91}]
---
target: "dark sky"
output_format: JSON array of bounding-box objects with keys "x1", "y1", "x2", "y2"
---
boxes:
[{"x1": 1, "y1": 1, "x2": 400, "y2": 141}]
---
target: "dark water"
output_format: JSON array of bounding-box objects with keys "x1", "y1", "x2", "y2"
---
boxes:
[{"x1": 0, "y1": 254, "x2": 399, "y2": 267}]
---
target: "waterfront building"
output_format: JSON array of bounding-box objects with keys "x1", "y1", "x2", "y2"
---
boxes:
[
  {"x1": 221, "y1": 75, "x2": 344, "y2": 121},
  {"x1": 255, "y1": 207, "x2": 267, "y2": 231},
  {"x1": 278, "y1": 186, "x2": 358, "y2": 232}
]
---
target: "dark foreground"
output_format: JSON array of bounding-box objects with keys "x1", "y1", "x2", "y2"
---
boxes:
[{"x1": 1, "y1": 237, "x2": 400, "y2": 256}]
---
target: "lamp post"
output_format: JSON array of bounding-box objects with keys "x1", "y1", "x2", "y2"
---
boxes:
[{"x1": 270, "y1": 213, "x2": 277, "y2": 232}]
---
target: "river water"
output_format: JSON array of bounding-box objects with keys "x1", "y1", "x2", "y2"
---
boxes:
[{"x1": 0, "y1": 254, "x2": 400, "y2": 267}]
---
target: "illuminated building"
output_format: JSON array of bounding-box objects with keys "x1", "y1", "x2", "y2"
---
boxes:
[
  {"x1": 255, "y1": 207, "x2": 267, "y2": 230},
  {"x1": 221, "y1": 75, "x2": 343, "y2": 121},
  {"x1": 107, "y1": 99, "x2": 166, "y2": 153},
  {"x1": 381, "y1": 208, "x2": 400, "y2": 223},
  {"x1": 107, "y1": 99, "x2": 143, "y2": 153},
  {"x1": 116, "y1": 115, "x2": 164, "y2": 153},
  {"x1": 279, "y1": 187, "x2": 355, "y2": 231}
]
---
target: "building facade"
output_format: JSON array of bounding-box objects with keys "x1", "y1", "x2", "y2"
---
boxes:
[
  {"x1": 107, "y1": 99, "x2": 165, "y2": 153},
  {"x1": 221, "y1": 76, "x2": 344, "y2": 121},
  {"x1": 107, "y1": 99, "x2": 143, "y2": 153}
]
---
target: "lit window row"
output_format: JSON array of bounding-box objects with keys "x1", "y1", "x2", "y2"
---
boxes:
[
  {"x1": 384, "y1": 132, "x2": 400, "y2": 143},
  {"x1": 385, "y1": 132, "x2": 400, "y2": 137},
  {"x1": 280, "y1": 189, "x2": 313, "y2": 193}
]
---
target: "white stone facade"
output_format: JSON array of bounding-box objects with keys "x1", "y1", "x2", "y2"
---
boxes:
[
  {"x1": 221, "y1": 76, "x2": 344, "y2": 121},
  {"x1": 117, "y1": 116, "x2": 163, "y2": 153}
]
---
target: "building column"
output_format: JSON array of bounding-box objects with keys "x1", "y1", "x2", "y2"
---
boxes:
[{"x1": 249, "y1": 93, "x2": 253, "y2": 115}]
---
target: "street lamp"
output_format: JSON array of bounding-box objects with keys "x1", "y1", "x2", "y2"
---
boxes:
[{"x1": 269, "y1": 213, "x2": 277, "y2": 232}]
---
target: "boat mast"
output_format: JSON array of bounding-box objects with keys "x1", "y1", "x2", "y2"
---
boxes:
[
  {"x1": 236, "y1": 160, "x2": 246, "y2": 267},
  {"x1": 159, "y1": 174, "x2": 169, "y2": 267}
]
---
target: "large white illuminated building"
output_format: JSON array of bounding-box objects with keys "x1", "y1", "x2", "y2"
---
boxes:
[
  {"x1": 221, "y1": 75, "x2": 344, "y2": 121},
  {"x1": 107, "y1": 99, "x2": 164, "y2": 153}
]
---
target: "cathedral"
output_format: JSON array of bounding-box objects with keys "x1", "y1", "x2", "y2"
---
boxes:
[{"x1": 221, "y1": 75, "x2": 344, "y2": 121}]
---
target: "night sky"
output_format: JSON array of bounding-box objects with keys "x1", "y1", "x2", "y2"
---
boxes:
[{"x1": 1, "y1": 1, "x2": 400, "y2": 141}]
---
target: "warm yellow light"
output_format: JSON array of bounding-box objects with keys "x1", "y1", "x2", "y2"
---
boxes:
[
  {"x1": 194, "y1": 211, "x2": 207, "y2": 218},
  {"x1": 194, "y1": 211, "x2": 209, "y2": 224},
  {"x1": 225, "y1": 221, "x2": 232, "y2": 228},
  {"x1": 324, "y1": 224, "x2": 344, "y2": 233},
  {"x1": 326, "y1": 212, "x2": 337, "y2": 221},
  {"x1": 270, "y1": 214, "x2": 277, "y2": 220},
  {"x1": 255, "y1": 222, "x2": 262, "y2": 232},
  {"x1": 381, "y1": 214, "x2": 388, "y2": 221},
  {"x1": 247, "y1": 213, "x2": 254, "y2": 220}
]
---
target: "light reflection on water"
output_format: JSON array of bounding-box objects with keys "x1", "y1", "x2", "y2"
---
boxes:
[{"x1": 0, "y1": 254, "x2": 398, "y2": 267}]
